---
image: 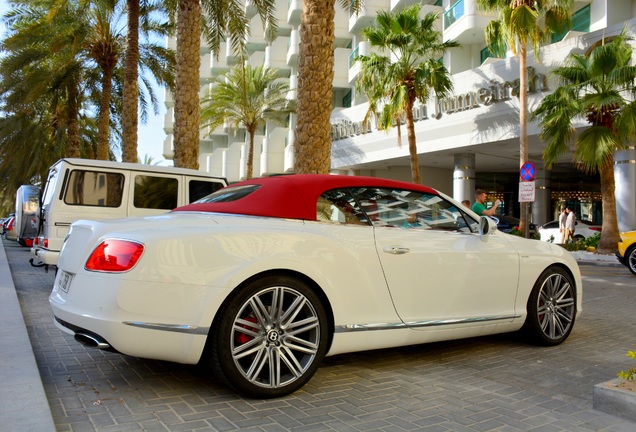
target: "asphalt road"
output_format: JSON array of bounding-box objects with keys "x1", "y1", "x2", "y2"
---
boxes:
[{"x1": 5, "y1": 238, "x2": 636, "y2": 432}]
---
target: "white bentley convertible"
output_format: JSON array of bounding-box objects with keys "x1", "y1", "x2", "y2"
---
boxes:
[{"x1": 50, "y1": 174, "x2": 582, "y2": 398}]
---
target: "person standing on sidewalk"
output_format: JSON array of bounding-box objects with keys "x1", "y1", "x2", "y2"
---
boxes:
[
  {"x1": 559, "y1": 208, "x2": 568, "y2": 243},
  {"x1": 564, "y1": 207, "x2": 576, "y2": 243}
]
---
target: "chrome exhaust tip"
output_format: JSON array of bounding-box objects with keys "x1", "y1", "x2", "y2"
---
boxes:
[{"x1": 74, "y1": 333, "x2": 111, "y2": 350}]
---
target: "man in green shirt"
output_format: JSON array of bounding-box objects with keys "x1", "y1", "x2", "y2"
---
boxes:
[{"x1": 472, "y1": 189, "x2": 501, "y2": 217}]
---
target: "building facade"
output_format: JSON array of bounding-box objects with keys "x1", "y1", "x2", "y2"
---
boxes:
[{"x1": 162, "y1": 0, "x2": 636, "y2": 230}]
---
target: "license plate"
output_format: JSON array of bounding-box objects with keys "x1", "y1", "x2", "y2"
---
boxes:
[{"x1": 57, "y1": 271, "x2": 72, "y2": 293}]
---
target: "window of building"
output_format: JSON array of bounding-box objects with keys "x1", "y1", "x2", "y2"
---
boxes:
[
  {"x1": 343, "y1": 91, "x2": 352, "y2": 108},
  {"x1": 552, "y1": 4, "x2": 590, "y2": 43},
  {"x1": 444, "y1": 0, "x2": 465, "y2": 29}
]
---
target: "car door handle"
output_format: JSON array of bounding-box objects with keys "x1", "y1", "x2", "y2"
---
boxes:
[{"x1": 383, "y1": 246, "x2": 410, "y2": 255}]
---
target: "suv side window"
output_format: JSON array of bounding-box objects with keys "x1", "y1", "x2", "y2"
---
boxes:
[
  {"x1": 134, "y1": 175, "x2": 179, "y2": 209},
  {"x1": 64, "y1": 170, "x2": 124, "y2": 207},
  {"x1": 189, "y1": 180, "x2": 225, "y2": 203},
  {"x1": 349, "y1": 187, "x2": 473, "y2": 233}
]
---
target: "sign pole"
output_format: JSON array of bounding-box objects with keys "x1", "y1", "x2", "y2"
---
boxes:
[{"x1": 519, "y1": 162, "x2": 537, "y2": 239}]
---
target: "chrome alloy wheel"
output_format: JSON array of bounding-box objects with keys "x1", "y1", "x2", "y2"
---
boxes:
[
  {"x1": 628, "y1": 247, "x2": 636, "y2": 275},
  {"x1": 536, "y1": 273, "x2": 575, "y2": 340},
  {"x1": 230, "y1": 286, "x2": 321, "y2": 389}
]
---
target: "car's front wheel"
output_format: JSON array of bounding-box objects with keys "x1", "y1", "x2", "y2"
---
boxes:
[
  {"x1": 522, "y1": 267, "x2": 576, "y2": 346},
  {"x1": 626, "y1": 246, "x2": 636, "y2": 276},
  {"x1": 209, "y1": 275, "x2": 329, "y2": 398}
]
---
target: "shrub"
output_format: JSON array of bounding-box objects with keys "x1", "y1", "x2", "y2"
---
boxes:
[
  {"x1": 618, "y1": 351, "x2": 636, "y2": 382},
  {"x1": 508, "y1": 226, "x2": 540, "y2": 240}
]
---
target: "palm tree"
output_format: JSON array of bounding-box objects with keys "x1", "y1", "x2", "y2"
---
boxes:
[
  {"x1": 293, "y1": 0, "x2": 336, "y2": 174},
  {"x1": 1, "y1": 0, "x2": 174, "y2": 163},
  {"x1": 83, "y1": 0, "x2": 125, "y2": 160},
  {"x1": 1, "y1": 0, "x2": 89, "y2": 158},
  {"x1": 356, "y1": 5, "x2": 458, "y2": 184},
  {"x1": 531, "y1": 28, "x2": 636, "y2": 254},
  {"x1": 121, "y1": 0, "x2": 175, "y2": 162},
  {"x1": 122, "y1": 0, "x2": 141, "y2": 162},
  {"x1": 200, "y1": 64, "x2": 294, "y2": 179},
  {"x1": 171, "y1": 0, "x2": 276, "y2": 170},
  {"x1": 476, "y1": 0, "x2": 573, "y2": 233}
]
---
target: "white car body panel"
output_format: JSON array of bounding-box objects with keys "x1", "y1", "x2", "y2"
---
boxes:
[{"x1": 50, "y1": 210, "x2": 582, "y2": 363}]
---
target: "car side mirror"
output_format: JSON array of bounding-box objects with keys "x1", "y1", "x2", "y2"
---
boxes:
[{"x1": 479, "y1": 216, "x2": 496, "y2": 241}]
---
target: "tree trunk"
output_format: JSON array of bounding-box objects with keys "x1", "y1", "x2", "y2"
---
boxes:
[
  {"x1": 97, "y1": 65, "x2": 115, "y2": 160},
  {"x1": 294, "y1": 0, "x2": 335, "y2": 174},
  {"x1": 122, "y1": 0, "x2": 140, "y2": 163},
  {"x1": 173, "y1": 0, "x2": 201, "y2": 169},
  {"x1": 405, "y1": 98, "x2": 420, "y2": 184},
  {"x1": 597, "y1": 160, "x2": 620, "y2": 254},
  {"x1": 246, "y1": 128, "x2": 255, "y2": 179},
  {"x1": 518, "y1": 44, "x2": 529, "y2": 236},
  {"x1": 66, "y1": 77, "x2": 81, "y2": 158}
]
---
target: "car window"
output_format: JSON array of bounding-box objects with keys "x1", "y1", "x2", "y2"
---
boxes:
[
  {"x1": 63, "y1": 170, "x2": 124, "y2": 207},
  {"x1": 317, "y1": 189, "x2": 369, "y2": 225},
  {"x1": 188, "y1": 180, "x2": 225, "y2": 203},
  {"x1": 544, "y1": 221, "x2": 559, "y2": 229},
  {"x1": 195, "y1": 184, "x2": 261, "y2": 203},
  {"x1": 348, "y1": 187, "x2": 473, "y2": 233},
  {"x1": 133, "y1": 175, "x2": 179, "y2": 209}
]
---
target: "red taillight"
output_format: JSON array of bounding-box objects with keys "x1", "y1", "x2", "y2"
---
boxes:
[
  {"x1": 33, "y1": 237, "x2": 39, "y2": 246},
  {"x1": 7, "y1": 218, "x2": 14, "y2": 230},
  {"x1": 85, "y1": 239, "x2": 145, "y2": 272},
  {"x1": 42, "y1": 237, "x2": 48, "y2": 248},
  {"x1": 590, "y1": 227, "x2": 602, "y2": 232}
]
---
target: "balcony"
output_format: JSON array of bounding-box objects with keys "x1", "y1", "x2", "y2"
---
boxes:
[
  {"x1": 288, "y1": 0, "x2": 302, "y2": 26},
  {"x1": 391, "y1": 0, "x2": 442, "y2": 13},
  {"x1": 348, "y1": 0, "x2": 385, "y2": 34},
  {"x1": 210, "y1": 42, "x2": 230, "y2": 74},
  {"x1": 265, "y1": 38, "x2": 292, "y2": 75},
  {"x1": 200, "y1": 52, "x2": 212, "y2": 84},
  {"x1": 347, "y1": 41, "x2": 369, "y2": 84},
  {"x1": 164, "y1": 89, "x2": 174, "y2": 109},
  {"x1": 287, "y1": 29, "x2": 299, "y2": 66},
  {"x1": 442, "y1": 0, "x2": 497, "y2": 45},
  {"x1": 551, "y1": 4, "x2": 590, "y2": 43},
  {"x1": 444, "y1": 0, "x2": 464, "y2": 29}
]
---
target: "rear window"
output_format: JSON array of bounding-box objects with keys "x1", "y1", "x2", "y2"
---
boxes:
[
  {"x1": 189, "y1": 180, "x2": 225, "y2": 203},
  {"x1": 194, "y1": 184, "x2": 261, "y2": 203},
  {"x1": 133, "y1": 175, "x2": 178, "y2": 209},
  {"x1": 63, "y1": 170, "x2": 124, "y2": 207}
]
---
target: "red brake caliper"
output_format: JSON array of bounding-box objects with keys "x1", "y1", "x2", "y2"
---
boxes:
[{"x1": 236, "y1": 316, "x2": 258, "y2": 345}]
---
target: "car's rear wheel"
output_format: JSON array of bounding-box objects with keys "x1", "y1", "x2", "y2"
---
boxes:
[
  {"x1": 573, "y1": 234, "x2": 585, "y2": 242},
  {"x1": 522, "y1": 267, "x2": 576, "y2": 346},
  {"x1": 626, "y1": 246, "x2": 636, "y2": 276},
  {"x1": 209, "y1": 275, "x2": 328, "y2": 398}
]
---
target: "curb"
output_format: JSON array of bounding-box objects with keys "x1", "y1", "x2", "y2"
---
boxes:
[{"x1": 0, "y1": 239, "x2": 56, "y2": 431}]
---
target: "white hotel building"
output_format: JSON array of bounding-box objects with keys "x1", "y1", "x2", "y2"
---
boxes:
[{"x1": 162, "y1": 0, "x2": 636, "y2": 231}]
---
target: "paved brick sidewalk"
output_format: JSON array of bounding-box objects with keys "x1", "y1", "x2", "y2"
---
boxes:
[{"x1": 4, "y1": 237, "x2": 636, "y2": 431}]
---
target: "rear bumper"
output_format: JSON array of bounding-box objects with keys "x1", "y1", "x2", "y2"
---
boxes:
[{"x1": 31, "y1": 247, "x2": 60, "y2": 266}]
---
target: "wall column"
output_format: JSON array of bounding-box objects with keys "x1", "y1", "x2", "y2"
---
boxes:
[
  {"x1": 531, "y1": 164, "x2": 551, "y2": 227},
  {"x1": 615, "y1": 146, "x2": 636, "y2": 232},
  {"x1": 453, "y1": 153, "x2": 475, "y2": 204}
]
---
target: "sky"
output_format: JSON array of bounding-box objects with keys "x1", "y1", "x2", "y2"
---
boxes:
[{"x1": 0, "y1": 0, "x2": 171, "y2": 166}]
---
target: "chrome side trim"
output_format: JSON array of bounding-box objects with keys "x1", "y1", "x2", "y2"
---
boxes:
[
  {"x1": 335, "y1": 315, "x2": 520, "y2": 333},
  {"x1": 123, "y1": 321, "x2": 209, "y2": 335}
]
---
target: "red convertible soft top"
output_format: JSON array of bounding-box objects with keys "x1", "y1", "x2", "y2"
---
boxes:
[{"x1": 174, "y1": 174, "x2": 438, "y2": 221}]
